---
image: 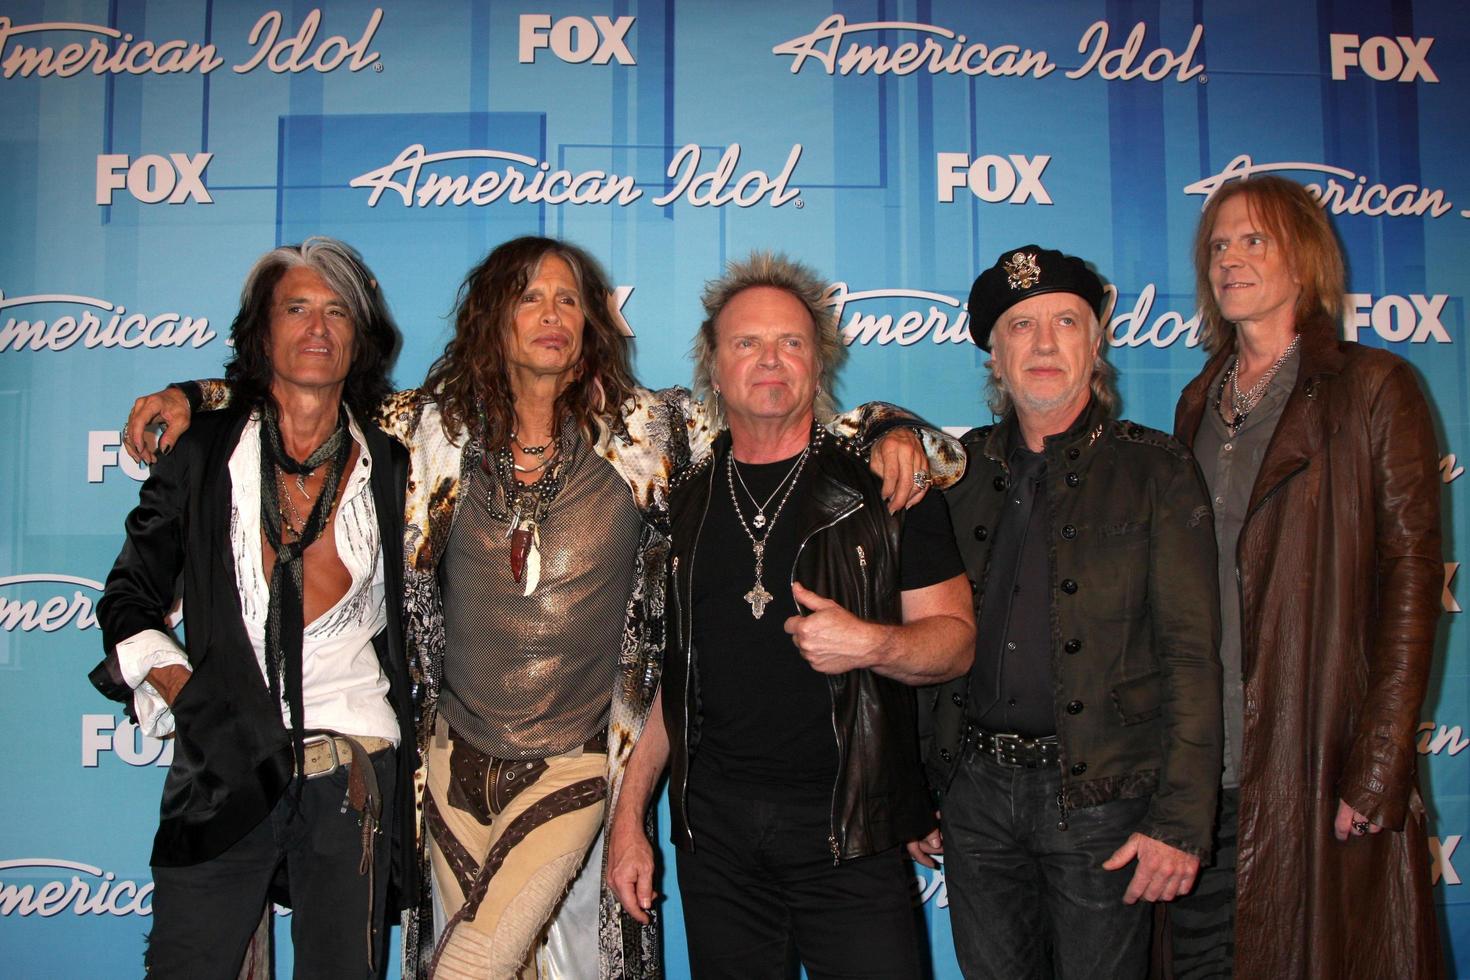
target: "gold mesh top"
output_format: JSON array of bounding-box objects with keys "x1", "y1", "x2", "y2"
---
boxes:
[{"x1": 437, "y1": 427, "x2": 642, "y2": 760}]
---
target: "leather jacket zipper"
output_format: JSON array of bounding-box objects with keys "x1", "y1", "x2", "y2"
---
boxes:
[
  {"x1": 676, "y1": 462, "x2": 716, "y2": 851},
  {"x1": 791, "y1": 497, "x2": 864, "y2": 865}
]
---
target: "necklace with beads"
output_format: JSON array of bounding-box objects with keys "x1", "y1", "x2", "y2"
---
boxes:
[
  {"x1": 727, "y1": 446, "x2": 810, "y2": 619},
  {"x1": 478, "y1": 419, "x2": 572, "y2": 593}
]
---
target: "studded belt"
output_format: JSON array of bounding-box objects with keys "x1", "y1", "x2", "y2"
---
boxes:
[{"x1": 966, "y1": 727, "x2": 1060, "y2": 769}]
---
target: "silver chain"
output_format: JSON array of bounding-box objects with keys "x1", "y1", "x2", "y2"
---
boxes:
[
  {"x1": 727, "y1": 446, "x2": 810, "y2": 618},
  {"x1": 731, "y1": 447, "x2": 807, "y2": 529},
  {"x1": 1228, "y1": 335, "x2": 1300, "y2": 418}
]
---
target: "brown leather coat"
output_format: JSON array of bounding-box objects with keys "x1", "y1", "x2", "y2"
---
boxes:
[{"x1": 1174, "y1": 319, "x2": 1443, "y2": 978}]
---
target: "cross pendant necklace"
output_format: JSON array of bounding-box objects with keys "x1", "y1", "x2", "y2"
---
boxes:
[
  {"x1": 743, "y1": 541, "x2": 774, "y2": 618},
  {"x1": 727, "y1": 448, "x2": 810, "y2": 620}
]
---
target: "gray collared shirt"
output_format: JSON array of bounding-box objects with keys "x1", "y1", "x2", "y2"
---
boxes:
[{"x1": 1193, "y1": 349, "x2": 1300, "y2": 788}]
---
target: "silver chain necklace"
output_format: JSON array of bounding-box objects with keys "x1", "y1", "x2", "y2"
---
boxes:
[
  {"x1": 1220, "y1": 334, "x2": 1300, "y2": 435},
  {"x1": 731, "y1": 446, "x2": 807, "y2": 529},
  {"x1": 727, "y1": 447, "x2": 810, "y2": 619}
]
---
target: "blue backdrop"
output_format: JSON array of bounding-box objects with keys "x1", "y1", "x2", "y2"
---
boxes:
[{"x1": 2, "y1": 0, "x2": 1467, "y2": 975}]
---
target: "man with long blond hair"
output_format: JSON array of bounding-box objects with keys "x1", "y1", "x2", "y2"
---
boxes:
[
  {"x1": 122, "y1": 236, "x2": 959, "y2": 978},
  {"x1": 1170, "y1": 176, "x2": 1443, "y2": 977}
]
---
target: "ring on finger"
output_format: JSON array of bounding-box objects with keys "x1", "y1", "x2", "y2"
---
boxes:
[
  {"x1": 911, "y1": 470, "x2": 932, "y2": 491},
  {"x1": 1352, "y1": 820, "x2": 1369, "y2": 836}
]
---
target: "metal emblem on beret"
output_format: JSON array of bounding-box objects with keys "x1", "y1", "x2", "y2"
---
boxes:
[{"x1": 1004, "y1": 251, "x2": 1042, "y2": 290}]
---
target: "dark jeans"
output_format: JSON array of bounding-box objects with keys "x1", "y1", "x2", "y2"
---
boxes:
[
  {"x1": 147, "y1": 747, "x2": 397, "y2": 980},
  {"x1": 1163, "y1": 786, "x2": 1238, "y2": 979},
  {"x1": 942, "y1": 750, "x2": 1151, "y2": 980},
  {"x1": 675, "y1": 777, "x2": 923, "y2": 980}
]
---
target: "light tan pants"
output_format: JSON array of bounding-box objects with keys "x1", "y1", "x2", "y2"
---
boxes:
[{"x1": 425, "y1": 720, "x2": 607, "y2": 979}]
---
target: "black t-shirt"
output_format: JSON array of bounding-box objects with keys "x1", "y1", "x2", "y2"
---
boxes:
[{"x1": 689, "y1": 448, "x2": 964, "y2": 802}]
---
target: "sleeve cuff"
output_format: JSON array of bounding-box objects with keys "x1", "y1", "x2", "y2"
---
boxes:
[
  {"x1": 114, "y1": 630, "x2": 188, "y2": 738},
  {"x1": 114, "y1": 629, "x2": 188, "y2": 688},
  {"x1": 132, "y1": 685, "x2": 176, "y2": 738}
]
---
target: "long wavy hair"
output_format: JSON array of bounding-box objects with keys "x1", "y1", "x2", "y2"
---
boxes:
[
  {"x1": 223, "y1": 237, "x2": 398, "y2": 417},
  {"x1": 424, "y1": 237, "x2": 638, "y2": 446},
  {"x1": 691, "y1": 251, "x2": 847, "y2": 430},
  {"x1": 1193, "y1": 175, "x2": 1346, "y2": 354}
]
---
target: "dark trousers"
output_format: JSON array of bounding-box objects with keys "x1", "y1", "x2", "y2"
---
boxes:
[
  {"x1": 942, "y1": 750, "x2": 1151, "y2": 980},
  {"x1": 147, "y1": 747, "x2": 397, "y2": 980},
  {"x1": 675, "y1": 777, "x2": 923, "y2": 980},
  {"x1": 1163, "y1": 787, "x2": 1238, "y2": 979}
]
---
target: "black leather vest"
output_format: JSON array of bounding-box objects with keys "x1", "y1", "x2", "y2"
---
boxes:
[{"x1": 663, "y1": 426, "x2": 933, "y2": 860}]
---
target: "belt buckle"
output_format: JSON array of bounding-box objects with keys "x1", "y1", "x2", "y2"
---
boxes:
[
  {"x1": 302, "y1": 733, "x2": 343, "y2": 780},
  {"x1": 993, "y1": 732, "x2": 1023, "y2": 767}
]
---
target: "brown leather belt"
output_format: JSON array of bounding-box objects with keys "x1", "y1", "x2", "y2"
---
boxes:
[
  {"x1": 299, "y1": 733, "x2": 394, "y2": 779},
  {"x1": 293, "y1": 730, "x2": 392, "y2": 972},
  {"x1": 967, "y1": 727, "x2": 1060, "y2": 769},
  {"x1": 446, "y1": 726, "x2": 609, "y2": 823},
  {"x1": 581, "y1": 727, "x2": 609, "y2": 755}
]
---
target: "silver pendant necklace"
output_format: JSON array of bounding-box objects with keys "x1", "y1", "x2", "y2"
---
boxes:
[
  {"x1": 731, "y1": 446, "x2": 807, "y2": 529},
  {"x1": 1219, "y1": 334, "x2": 1300, "y2": 435},
  {"x1": 728, "y1": 447, "x2": 810, "y2": 618}
]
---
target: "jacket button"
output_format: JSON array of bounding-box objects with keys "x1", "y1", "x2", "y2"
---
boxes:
[
  {"x1": 1065, "y1": 472, "x2": 1080, "y2": 487},
  {"x1": 1064, "y1": 638, "x2": 1082, "y2": 654},
  {"x1": 1060, "y1": 524, "x2": 1077, "y2": 539},
  {"x1": 969, "y1": 579, "x2": 979, "y2": 595},
  {"x1": 1067, "y1": 447, "x2": 1080, "y2": 460},
  {"x1": 1066, "y1": 699, "x2": 1084, "y2": 714},
  {"x1": 1070, "y1": 761, "x2": 1088, "y2": 776},
  {"x1": 1061, "y1": 578, "x2": 1078, "y2": 594},
  {"x1": 940, "y1": 749, "x2": 953, "y2": 762},
  {"x1": 951, "y1": 692, "x2": 965, "y2": 706},
  {"x1": 973, "y1": 524, "x2": 988, "y2": 541},
  {"x1": 993, "y1": 475, "x2": 1006, "y2": 492}
]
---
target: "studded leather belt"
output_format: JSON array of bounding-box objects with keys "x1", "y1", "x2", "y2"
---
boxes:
[{"x1": 967, "y1": 727, "x2": 1060, "y2": 769}]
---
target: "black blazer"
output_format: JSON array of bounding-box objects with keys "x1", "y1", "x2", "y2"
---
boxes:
[{"x1": 90, "y1": 404, "x2": 418, "y2": 906}]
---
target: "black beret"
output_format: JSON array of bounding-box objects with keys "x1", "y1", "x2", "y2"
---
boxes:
[{"x1": 966, "y1": 245, "x2": 1106, "y2": 350}]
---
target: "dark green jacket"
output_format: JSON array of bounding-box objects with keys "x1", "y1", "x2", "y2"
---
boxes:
[{"x1": 925, "y1": 399, "x2": 1223, "y2": 858}]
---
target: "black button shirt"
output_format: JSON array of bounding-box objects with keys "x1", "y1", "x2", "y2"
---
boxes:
[{"x1": 967, "y1": 441, "x2": 1055, "y2": 737}]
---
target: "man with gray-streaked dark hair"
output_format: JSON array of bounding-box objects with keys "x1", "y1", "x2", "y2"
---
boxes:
[
  {"x1": 925, "y1": 244, "x2": 1222, "y2": 979},
  {"x1": 90, "y1": 238, "x2": 416, "y2": 977}
]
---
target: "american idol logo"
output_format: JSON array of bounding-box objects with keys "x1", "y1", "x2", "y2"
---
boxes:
[
  {"x1": 0, "y1": 8, "x2": 381, "y2": 79},
  {"x1": 829, "y1": 285, "x2": 974, "y2": 347},
  {"x1": 773, "y1": 15, "x2": 1203, "y2": 83},
  {"x1": 1186, "y1": 155, "x2": 1462, "y2": 219},
  {"x1": 350, "y1": 143, "x2": 802, "y2": 209},
  {"x1": 0, "y1": 859, "x2": 151, "y2": 917},
  {"x1": 1419, "y1": 722, "x2": 1470, "y2": 758},
  {"x1": 0, "y1": 575, "x2": 102, "y2": 633},
  {"x1": 1442, "y1": 455, "x2": 1464, "y2": 484},
  {"x1": 830, "y1": 282, "x2": 1200, "y2": 350},
  {"x1": 0, "y1": 291, "x2": 215, "y2": 353}
]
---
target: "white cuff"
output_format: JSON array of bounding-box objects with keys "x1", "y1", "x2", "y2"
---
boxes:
[{"x1": 115, "y1": 629, "x2": 190, "y2": 738}]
